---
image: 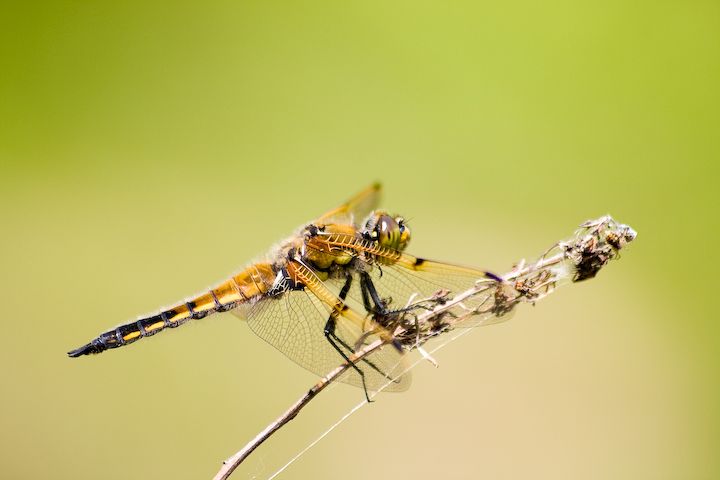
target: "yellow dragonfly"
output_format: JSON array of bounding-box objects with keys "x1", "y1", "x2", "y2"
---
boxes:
[{"x1": 69, "y1": 184, "x2": 502, "y2": 394}]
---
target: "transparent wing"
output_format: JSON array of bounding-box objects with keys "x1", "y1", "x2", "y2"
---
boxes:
[
  {"x1": 312, "y1": 233, "x2": 513, "y2": 329},
  {"x1": 335, "y1": 259, "x2": 513, "y2": 331},
  {"x1": 318, "y1": 183, "x2": 382, "y2": 225},
  {"x1": 236, "y1": 286, "x2": 411, "y2": 392}
]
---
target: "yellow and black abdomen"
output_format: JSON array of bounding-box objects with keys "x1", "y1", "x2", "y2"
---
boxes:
[{"x1": 67, "y1": 263, "x2": 275, "y2": 357}]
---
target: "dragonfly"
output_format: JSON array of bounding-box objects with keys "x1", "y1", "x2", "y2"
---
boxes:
[{"x1": 69, "y1": 184, "x2": 503, "y2": 394}]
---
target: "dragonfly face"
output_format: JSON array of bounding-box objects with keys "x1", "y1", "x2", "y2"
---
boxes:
[
  {"x1": 69, "y1": 184, "x2": 501, "y2": 393},
  {"x1": 364, "y1": 214, "x2": 410, "y2": 252}
]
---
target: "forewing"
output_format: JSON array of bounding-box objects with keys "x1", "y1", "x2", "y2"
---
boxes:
[
  {"x1": 311, "y1": 232, "x2": 507, "y2": 325},
  {"x1": 238, "y1": 287, "x2": 411, "y2": 392},
  {"x1": 318, "y1": 183, "x2": 382, "y2": 224},
  {"x1": 313, "y1": 232, "x2": 513, "y2": 330},
  {"x1": 370, "y1": 258, "x2": 513, "y2": 328}
]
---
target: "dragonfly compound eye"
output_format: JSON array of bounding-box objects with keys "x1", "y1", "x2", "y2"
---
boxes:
[
  {"x1": 377, "y1": 215, "x2": 410, "y2": 251},
  {"x1": 396, "y1": 217, "x2": 410, "y2": 251},
  {"x1": 376, "y1": 215, "x2": 399, "y2": 249}
]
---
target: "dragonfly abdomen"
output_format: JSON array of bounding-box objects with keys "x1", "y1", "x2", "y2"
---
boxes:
[
  {"x1": 67, "y1": 303, "x2": 218, "y2": 357},
  {"x1": 67, "y1": 263, "x2": 276, "y2": 358}
]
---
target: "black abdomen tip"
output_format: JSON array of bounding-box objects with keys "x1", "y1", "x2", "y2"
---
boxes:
[
  {"x1": 67, "y1": 343, "x2": 97, "y2": 357},
  {"x1": 67, "y1": 338, "x2": 108, "y2": 357}
]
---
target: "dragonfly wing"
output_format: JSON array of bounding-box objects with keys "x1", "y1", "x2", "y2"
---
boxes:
[
  {"x1": 239, "y1": 284, "x2": 411, "y2": 392},
  {"x1": 372, "y1": 258, "x2": 515, "y2": 328},
  {"x1": 318, "y1": 183, "x2": 382, "y2": 224},
  {"x1": 314, "y1": 233, "x2": 514, "y2": 329}
]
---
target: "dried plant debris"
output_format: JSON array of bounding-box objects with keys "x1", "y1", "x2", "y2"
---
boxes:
[{"x1": 387, "y1": 216, "x2": 636, "y2": 352}]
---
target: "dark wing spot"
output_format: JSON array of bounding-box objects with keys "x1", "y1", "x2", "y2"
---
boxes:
[{"x1": 484, "y1": 271, "x2": 503, "y2": 283}]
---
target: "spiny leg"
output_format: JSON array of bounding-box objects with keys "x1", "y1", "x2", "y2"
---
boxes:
[
  {"x1": 360, "y1": 270, "x2": 418, "y2": 321},
  {"x1": 325, "y1": 275, "x2": 400, "y2": 399},
  {"x1": 360, "y1": 270, "x2": 386, "y2": 314},
  {"x1": 323, "y1": 315, "x2": 373, "y2": 402},
  {"x1": 336, "y1": 273, "x2": 405, "y2": 379},
  {"x1": 324, "y1": 274, "x2": 380, "y2": 401}
]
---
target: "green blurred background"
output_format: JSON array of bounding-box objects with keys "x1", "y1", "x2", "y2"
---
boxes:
[{"x1": 1, "y1": 2, "x2": 718, "y2": 479}]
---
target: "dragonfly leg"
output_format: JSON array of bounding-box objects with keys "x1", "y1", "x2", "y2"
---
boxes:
[
  {"x1": 323, "y1": 317, "x2": 372, "y2": 403},
  {"x1": 360, "y1": 272, "x2": 417, "y2": 317},
  {"x1": 322, "y1": 274, "x2": 403, "y2": 400},
  {"x1": 338, "y1": 273, "x2": 406, "y2": 365},
  {"x1": 360, "y1": 271, "x2": 388, "y2": 314}
]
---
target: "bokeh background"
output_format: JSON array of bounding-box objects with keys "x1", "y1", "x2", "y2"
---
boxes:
[{"x1": 1, "y1": 2, "x2": 718, "y2": 479}]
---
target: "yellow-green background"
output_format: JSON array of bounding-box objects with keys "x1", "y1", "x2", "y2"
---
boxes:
[{"x1": 1, "y1": 2, "x2": 717, "y2": 479}]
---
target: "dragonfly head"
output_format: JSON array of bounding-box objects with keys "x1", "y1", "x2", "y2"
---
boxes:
[{"x1": 366, "y1": 212, "x2": 411, "y2": 252}]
